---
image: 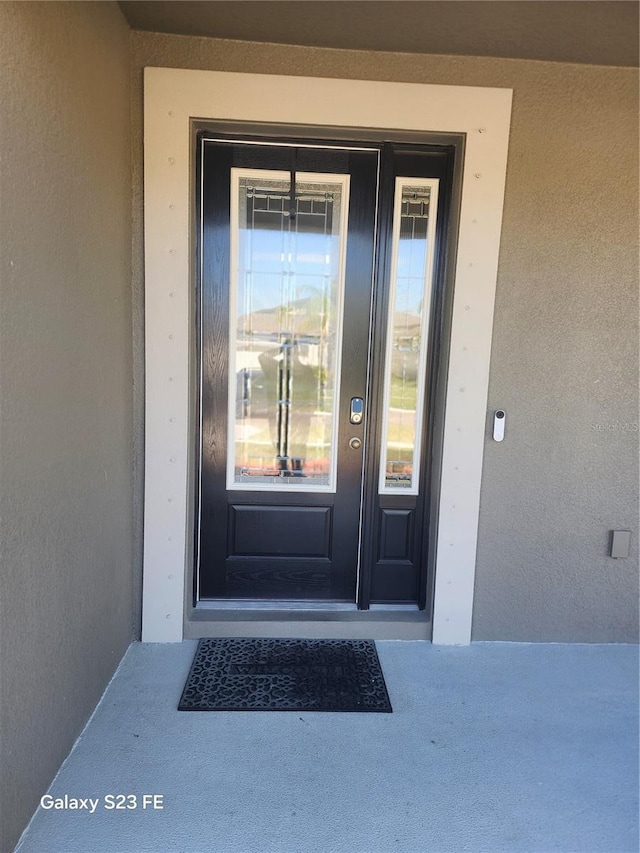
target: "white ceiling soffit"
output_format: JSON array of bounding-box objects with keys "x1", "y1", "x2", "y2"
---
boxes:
[{"x1": 119, "y1": 0, "x2": 639, "y2": 68}]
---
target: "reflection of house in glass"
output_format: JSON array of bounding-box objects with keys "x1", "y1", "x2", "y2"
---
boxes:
[
  {"x1": 234, "y1": 300, "x2": 336, "y2": 484},
  {"x1": 386, "y1": 311, "x2": 420, "y2": 483},
  {"x1": 390, "y1": 310, "x2": 421, "y2": 381}
]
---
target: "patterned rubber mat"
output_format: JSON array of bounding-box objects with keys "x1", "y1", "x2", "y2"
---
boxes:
[{"x1": 178, "y1": 638, "x2": 392, "y2": 712}]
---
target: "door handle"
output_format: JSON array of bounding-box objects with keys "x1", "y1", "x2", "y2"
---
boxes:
[{"x1": 350, "y1": 397, "x2": 364, "y2": 425}]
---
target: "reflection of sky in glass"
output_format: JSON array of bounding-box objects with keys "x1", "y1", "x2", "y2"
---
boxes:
[
  {"x1": 238, "y1": 229, "x2": 336, "y2": 317},
  {"x1": 395, "y1": 235, "x2": 427, "y2": 315}
]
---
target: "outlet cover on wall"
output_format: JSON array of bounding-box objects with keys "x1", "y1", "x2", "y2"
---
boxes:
[{"x1": 610, "y1": 530, "x2": 631, "y2": 559}]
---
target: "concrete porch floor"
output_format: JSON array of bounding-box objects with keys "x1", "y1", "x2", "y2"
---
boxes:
[{"x1": 16, "y1": 641, "x2": 639, "y2": 853}]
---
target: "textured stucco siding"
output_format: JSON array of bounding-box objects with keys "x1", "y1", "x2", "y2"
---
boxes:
[
  {"x1": 131, "y1": 33, "x2": 638, "y2": 644},
  {"x1": 0, "y1": 4, "x2": 133, "y2": 851}
]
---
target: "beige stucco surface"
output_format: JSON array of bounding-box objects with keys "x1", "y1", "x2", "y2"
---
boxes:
[
  {"x1": 131, "y1": 33, "x2": 639, "y2": 643},
  {"x1": 120, "y1": 0, "x2": 640, "y2": 68},
  {"x1": 0, "y1": 4, "x2": 133, "y2": 850}
]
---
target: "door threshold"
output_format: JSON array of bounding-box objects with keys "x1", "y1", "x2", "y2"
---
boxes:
[
  {"x1": 196, "y1": 599, "x2": 360, "y2": 612},
  {"x1": 185, "y1": 604, "x2": 431, "y2": 640}
]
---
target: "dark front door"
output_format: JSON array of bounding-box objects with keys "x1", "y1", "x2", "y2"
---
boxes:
[{"x1": 197, "y1": 133, "x2": 452, "y2": 607}]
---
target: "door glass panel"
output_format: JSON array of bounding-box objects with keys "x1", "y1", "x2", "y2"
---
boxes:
[
  {"x1": 379, "y1": 178, "x2": 439, "y2": 494},
  {"x1": 228, "y1": 169, "x2": 350, "y2": 491}
]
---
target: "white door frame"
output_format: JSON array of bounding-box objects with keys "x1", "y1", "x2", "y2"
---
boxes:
[{"x1": 142, "y1": 68, "x2": 512, "y2": 643}]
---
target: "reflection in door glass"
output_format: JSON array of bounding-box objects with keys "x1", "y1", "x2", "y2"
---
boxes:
[
  {"x1": 380, "y1": 179, "x2": 439, "y2": 494},
  {"x1": 228, "y1": 170, "x2": 349, "y2": 490}
]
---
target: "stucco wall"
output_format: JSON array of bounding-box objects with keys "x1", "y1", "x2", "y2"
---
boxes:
[
  {"x1": 0, "y1": 4, "x2": 133, "y2": 850},
  {"x1": 131, "y1": 33, "x2": 638, "y2": 644}
]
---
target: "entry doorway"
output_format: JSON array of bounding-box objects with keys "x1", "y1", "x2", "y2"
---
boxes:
[{"x1": 196, "y1": 131, "x2": 456, "y2": 609}]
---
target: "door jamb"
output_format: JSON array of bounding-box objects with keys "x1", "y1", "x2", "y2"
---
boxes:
[{"x1": 191, "y1": 124, "x2": 463, "y2": 615}]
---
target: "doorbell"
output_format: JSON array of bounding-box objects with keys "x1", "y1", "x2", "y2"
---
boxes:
[{"x1": 493, "y1": 410, "x2": 506, "y2": 441}]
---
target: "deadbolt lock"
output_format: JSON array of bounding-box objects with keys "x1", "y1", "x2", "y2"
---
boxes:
[
  {"x1": 350, "y1": 397, "x2": 364, "y2": 425},
  {"x1": 348, "y1": 437, "x2": 362, "y2": 450}
]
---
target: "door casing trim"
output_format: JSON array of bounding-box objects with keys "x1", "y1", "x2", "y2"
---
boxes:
[{"x1": 142, "y1": 68, "x2": 512, "y2": 643}]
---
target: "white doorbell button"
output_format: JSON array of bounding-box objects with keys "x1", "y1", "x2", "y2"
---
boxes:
[{"x1": 493, "y1": 410, "x2": 506, "y2": 441}]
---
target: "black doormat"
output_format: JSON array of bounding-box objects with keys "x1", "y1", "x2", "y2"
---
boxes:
[{"x1": 178, "y1": 638, "x2": 392, "y2": 712}]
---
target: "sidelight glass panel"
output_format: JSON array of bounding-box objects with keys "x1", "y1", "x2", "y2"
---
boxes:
[
  {"x1": 379, "y1": 178, "x2": 439, "y2": 494},
  {"x1": 228, "y1": 169, "x2": 350, "y2": 490}
]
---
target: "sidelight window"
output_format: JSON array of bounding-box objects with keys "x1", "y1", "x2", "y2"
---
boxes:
[{"x1": 379, "y1": 178, "x2": 439, "y2": 494}]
